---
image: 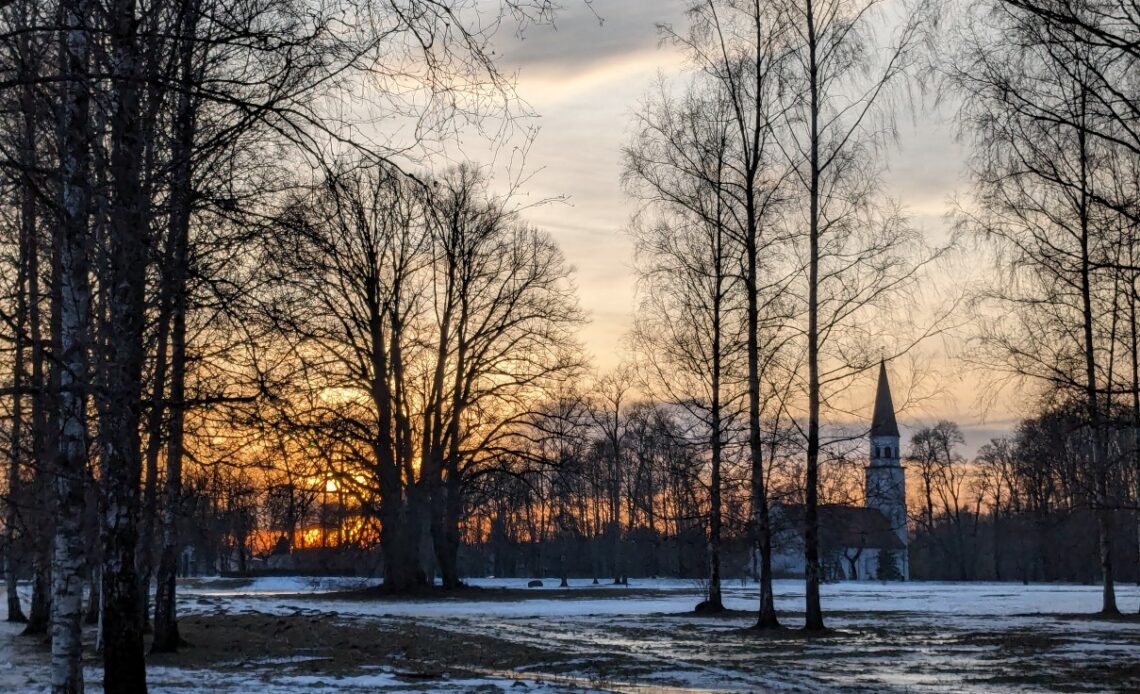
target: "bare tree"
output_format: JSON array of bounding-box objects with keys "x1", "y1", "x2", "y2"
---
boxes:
[
  {"x1": 625, "y1": 79, "x2": 744, "y2": 612},
  {"x1": 586, "y1": 366, "x2": 635, "y2": 584},
  {"x1": 949, "y1": 0, "x2": 1134, "y2": 614},
  {"x1": 974, "y1": 437, "x2": 1018, "y2": 580},
  {"x1": 420, "y1": 165, "x2": 583, "y2": 589},
  {"x1": 908, "y1": 421, "x2": 973, "y2": 579},
  {"x1": 652, "y1": 0, "x2": 796, "y2": 629},
  {"x1": 267, "y1": 162, "x2": 429, "y2": 591},
  {"x1": 267, "y1": 161, "x2": 581, "y2": 591},
  {"x1": 774, "y1": 0, "x2": 935, "y2": 630}
]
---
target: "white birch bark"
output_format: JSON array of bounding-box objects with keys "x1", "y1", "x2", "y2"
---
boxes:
[{"x1": 51, "y1": 0, "x2": 92, "y2": 690}]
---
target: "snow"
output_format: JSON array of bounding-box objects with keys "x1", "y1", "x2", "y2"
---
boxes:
[
  {"x1": 177, "y1": 575, "x2": 1140, "y2": 626},
  {"x1": 2, "y1": 578, "x2": 1138, "y2": 692},
  {"x1": 181, "y1": 575, "x2": 375, "y2": 596}
]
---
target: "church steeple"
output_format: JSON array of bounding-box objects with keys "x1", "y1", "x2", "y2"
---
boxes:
[
  {"x1": 865, "y1": 359, "x2": 908, "y2": 578},
  {"x1": 871, "y1": 360, "x2": 899, "y2": 438}
]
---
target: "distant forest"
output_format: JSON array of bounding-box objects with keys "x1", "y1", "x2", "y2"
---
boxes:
[{"x1": 179, "y1": 405, "x2": 1140, "y2": 588}]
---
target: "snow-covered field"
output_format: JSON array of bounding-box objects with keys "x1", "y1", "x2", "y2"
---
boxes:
[{"x1": 2, "y1": 577, "x2": 1137, "y2": 693}]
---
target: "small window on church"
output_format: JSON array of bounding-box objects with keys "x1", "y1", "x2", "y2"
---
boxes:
[
  {"x1": 875, "y1": 446, "x2": 881, "y2": 458},
  {"x1": 886, "y1": 446, "x2": 892, "y2": 458}
]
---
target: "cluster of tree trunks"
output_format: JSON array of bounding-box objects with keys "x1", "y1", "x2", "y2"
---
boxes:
[
  {"x1": 0, "y1": 0, "x2": 577, "y2": 691},
  {"x1": 624, "y1": 0, "x2": 938, "y2": 630}
]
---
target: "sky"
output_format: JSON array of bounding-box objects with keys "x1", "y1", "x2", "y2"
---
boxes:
[{"x1": 477, "y1": 0, "x2": 1017, "y2": 456}]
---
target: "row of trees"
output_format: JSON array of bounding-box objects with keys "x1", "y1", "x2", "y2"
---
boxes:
[
  {"x1": 3, "y1": 1, "x2": 1140, "y2": 691},
  {"x1": 623, "y1": 0, "x2": 1140, "y2": 625},
  {"x1": 907, "y1": 419, "x2": 1140, "y2": 585},
  {"x1": 622, "y1": 0, "x2": 945, "y2": 629},
  {"x1": 48, "y1": 390, "x2": 1138, "y2": 592},
  {"x1": 948, "y1": 0, "x2": 1140, "y2": 615},
  {"x1": 0, "y1": 0, "x2": 572, "y2": 691}
]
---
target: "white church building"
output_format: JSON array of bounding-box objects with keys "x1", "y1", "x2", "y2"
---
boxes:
[{"x1": 768, "y1": 361, "x2": 909, "y2": 581}]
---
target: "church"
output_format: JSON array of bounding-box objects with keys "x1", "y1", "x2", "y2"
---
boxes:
[{"x1": 768, "y1": 361, "x2": 910, "y2": 581}]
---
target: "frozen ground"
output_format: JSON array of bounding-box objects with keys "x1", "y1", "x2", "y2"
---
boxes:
[{"x1": 2, "y1": 577, "x2": 1138, "y2": 692}]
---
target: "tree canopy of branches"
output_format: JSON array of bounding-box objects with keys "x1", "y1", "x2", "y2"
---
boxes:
[
  {"x1": 0, "y1": 0, "x2": 581, "y2": 690},
  {"x1": 626, "y1": 0, "x2": 945, "y2": 632},
  {"x1": 950, "y1": 0, "x2": 1140, "y2": 615},
  {"x1": 263, "y1": 161, "x2": 583, "y2": 591}
]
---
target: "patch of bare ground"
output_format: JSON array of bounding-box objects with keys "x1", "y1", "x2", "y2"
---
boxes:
[
  {"x1": 955, "y1": 630, "x2": 1065, "y2": 654},
  {"x1": 147, "y1": 611, "x2": 641, "y2": 684},
  {"x1": 952, "y1": 627, "x2": 1140, "y2": 692},
  {"x1": 972, "y1": 662, "x2": 1140, "y2": 693},
  {"x1": 739, "y1": 626, "x2": 857, "y2": 641},
  {"x1": 669, "y1": 607, "x2": 754, "y2": 619},
  {"x1": 1051, "y1": 611, "x2": 1140, "y2": 624},
  {"x1": 178, "y1": 577, "x2": 255, "y2": 590}
]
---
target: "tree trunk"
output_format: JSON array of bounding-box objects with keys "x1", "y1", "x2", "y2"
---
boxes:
[
  {"x1": 48, "y1": 0, "x2": 93, "y2": 689},
  {"x1": 24, "y1": 556, "x2": 50, "y2": 636},
  {"x1": 1073, "y1": 96, "x2": 1117, "y2": 616},
  {"x1": 992, "y1": 509, "x2": 1003, "y2": 582},
  {"x1": 436, "y1": 464, "x2": 463, "y2": 589},
  {"x1": 703, "y1": 210, "x2": 725, "y2": 614},
  {"x1": 5, "y1": 231, "x2": 28, "y2": 624},
  {"x1": 151, "y1": 0, "x2": 199, "y2": 652},
  {"x1": 434, "y1": 371, "x2": 466, "y2": 590},
  {"x1": 5, "y1": 10, "x2": 39, "y2": 622},
  {"x1": 610, "y1": 447, "x2": 623, "y2": 585},
  {"x1": 381, "y1": 484, "x2": 424, "y2": 591},
  {"x1": 137, "y1": 296, "x2": 170, "y2": 631},
  {"x1": 1129, "y1": 272, "x2": 1140, "y2": 612},
  {"x1": 100, "y1": 0, "x2": 149, "y2": 687},
  {"x1": 84, "y1": 571, "x2": 99, "y2": 626},
  {"x1": 150, "y1": 239, "x2": 188, "y2": 651},
  {"x1": 23, "y1": 52, "x2": 51, "y2": 635},
  {"x1": 746, "y1": 136, "x2": 778, "y2": 632},
  {"x1": 151, "y1": 301, "x2": 186, "y2": 652},
  {"x1": 803, "y1": 0, "x2": 825, "y2": 632}
]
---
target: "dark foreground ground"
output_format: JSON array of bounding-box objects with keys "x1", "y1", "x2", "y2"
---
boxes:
[{"x1": 2, "y1": 578, "x2": 1139, "y2": 692}]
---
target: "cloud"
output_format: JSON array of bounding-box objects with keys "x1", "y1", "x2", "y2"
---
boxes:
[
  {"x1": 496, "y1": 0, "x2": 688, "y2": 73},
  {"x1": 516, "y1": 48, "x2": 685, "y2": 106}
]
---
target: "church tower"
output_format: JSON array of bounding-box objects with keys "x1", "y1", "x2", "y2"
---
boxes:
[{"x1": 865, "y1": 360, "x2": 908, "y2": 578}]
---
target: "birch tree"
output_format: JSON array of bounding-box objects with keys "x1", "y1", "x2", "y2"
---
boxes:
[
  {"x1": 51, "y1": 0, "x2": 94, "y2": 688},
  {"x1": 626, "y1": 81, "x2": 744, "y2": 612},
  {"x1": 949, "y1": 0, "x2": 1133, "y2": 615},
  {"x1": 653, "y1": 0, "x2": 796, "y2": 629},
  {"x1": 774, "y1": 0, "x2": 935, "y2": 631}
]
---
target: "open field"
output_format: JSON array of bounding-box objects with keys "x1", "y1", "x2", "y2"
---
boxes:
[{"x1": 2, "y1": 578, "x2": 1138, "y2": 692}]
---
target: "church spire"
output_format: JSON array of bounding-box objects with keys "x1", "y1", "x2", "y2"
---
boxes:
[{"x1": 871, "y1": 360, "x2": 899, "y2": 437}]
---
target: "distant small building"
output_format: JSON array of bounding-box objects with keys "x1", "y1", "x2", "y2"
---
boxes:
[{"x1": 769, "y1": 361, "x2": 909, "y2": 581}]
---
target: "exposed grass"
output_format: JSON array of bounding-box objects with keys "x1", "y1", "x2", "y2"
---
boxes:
[{"x1": 148, "y1": 611, "x2": 574, "y2": 679}]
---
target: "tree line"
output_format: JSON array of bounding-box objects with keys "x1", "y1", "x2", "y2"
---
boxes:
[
  {"x1": 907, "y1": 418, "x2": 1139, "y2": 585},
  {"x1": 619, "y1": 0, "x2": 1140, "y2": 623},
  {"x1": 948, "y1": 0, "x2": 1140, "y2": 615}
]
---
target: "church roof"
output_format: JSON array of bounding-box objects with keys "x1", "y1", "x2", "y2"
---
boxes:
[
  {"x1": 871, "y1": 360, "x2": 899, "y2": 438},
  {"x1": 773, "y1": 503, "x2": 905, "y2": 551}
]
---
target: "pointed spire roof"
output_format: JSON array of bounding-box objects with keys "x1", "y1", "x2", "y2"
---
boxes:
[{"x1": 871, "y1": 360, "x2": 899, "y2": 438}]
